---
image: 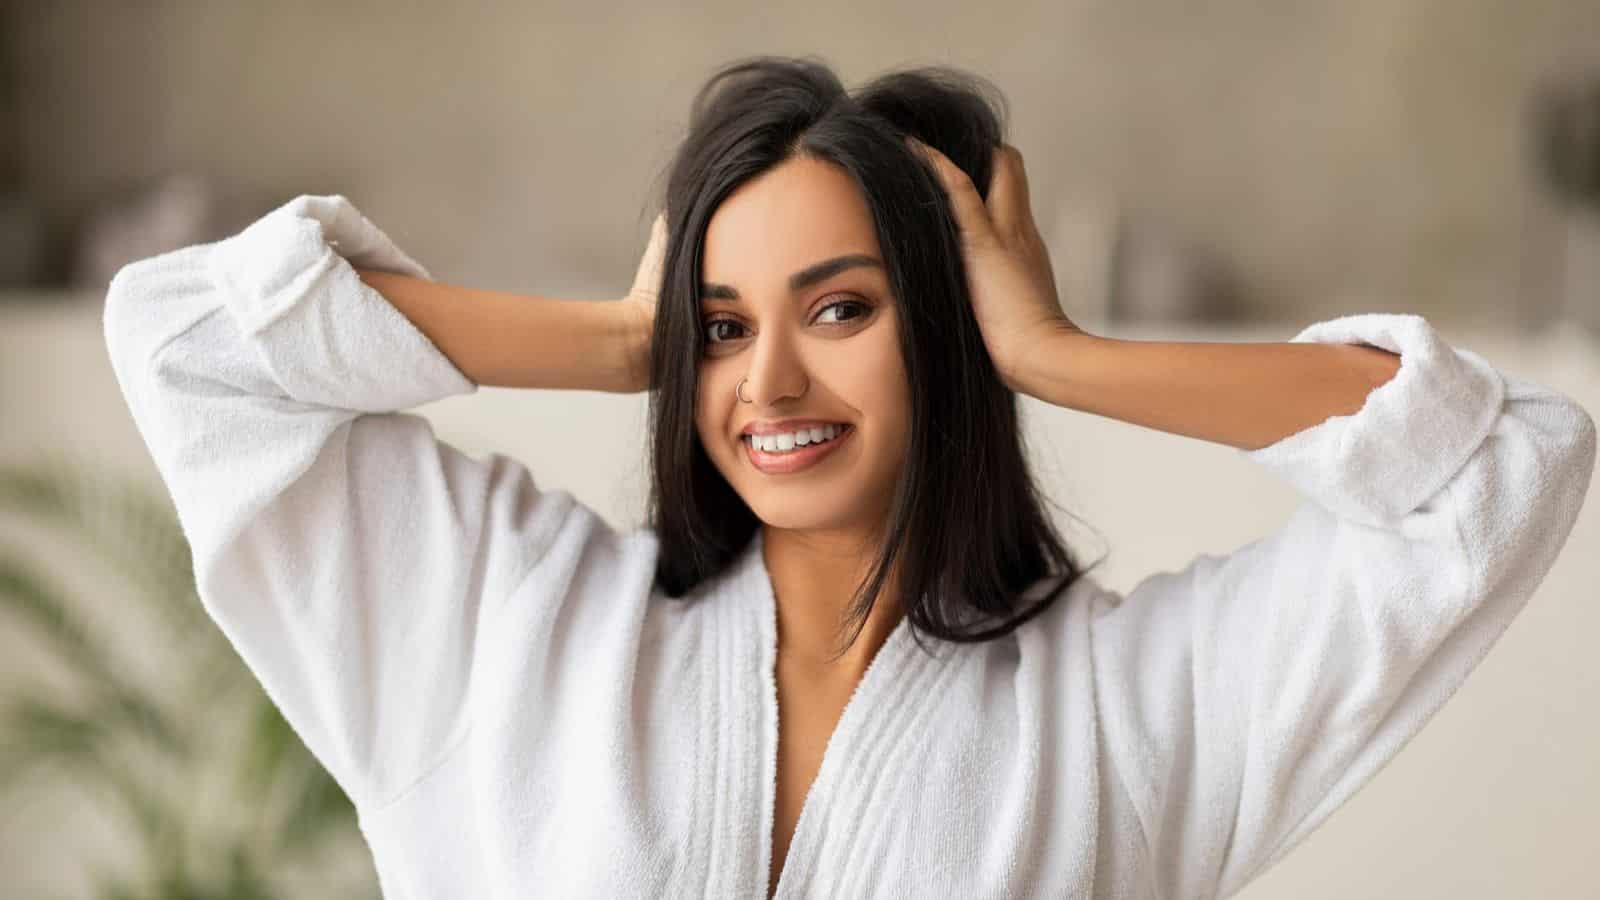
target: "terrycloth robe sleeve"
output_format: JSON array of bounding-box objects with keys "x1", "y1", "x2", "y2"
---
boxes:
[
  {"x1": 1087, "y1": 313, "x2": 1597, "y2": 899},
  {"x1": 103, "y1": 194, "x2": 602, "y2": 811}
]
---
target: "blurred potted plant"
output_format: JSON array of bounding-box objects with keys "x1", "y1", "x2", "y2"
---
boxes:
[
  {"x1": 1533, "y1": 71, "x2": 1600, "y2": 336},
  {"x1": 0, "y1": 454, "x2": 380, "y2": 899}
]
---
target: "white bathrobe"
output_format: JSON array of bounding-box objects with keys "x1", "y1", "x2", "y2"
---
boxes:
[{"x1": 102, "y1": 194, "x2": 1596, "y2": 899}]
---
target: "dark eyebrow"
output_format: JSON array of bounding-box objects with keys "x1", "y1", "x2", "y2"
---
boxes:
[{"x1": 701, "y1": 253, "x2": 884, "y2": 302}]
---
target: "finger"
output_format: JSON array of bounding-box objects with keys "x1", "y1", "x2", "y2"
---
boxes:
[
  {"x1": 986, "y1": 144, "x2": 1038, "y2": 241},
  {"x1": 906, "y1": 137, "x2": 997, "y2": 247},
  {"x1": 630, "y1": 213, "x2": 668, "y2": 300}
]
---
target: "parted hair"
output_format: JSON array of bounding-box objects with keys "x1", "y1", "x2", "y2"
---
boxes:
[{"x1": 646, "y1": 55, "x2": 1099, "y2": 661}]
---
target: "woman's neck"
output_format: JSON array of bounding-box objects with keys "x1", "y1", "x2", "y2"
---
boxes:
[{"x1": 761, "y1": 524, "x2": 906, "y2": 683}]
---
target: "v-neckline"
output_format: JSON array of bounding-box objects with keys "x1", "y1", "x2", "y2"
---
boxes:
[{"x1": 736, "y1": 528, "x2": 925, "y2": 900}]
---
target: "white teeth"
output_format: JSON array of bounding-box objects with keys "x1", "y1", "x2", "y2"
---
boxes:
[{"x1": 748, "y1": 424, "x2": 847, "y2": 454}]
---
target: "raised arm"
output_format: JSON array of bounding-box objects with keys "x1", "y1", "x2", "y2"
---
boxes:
[
  {"x1": 1080, "y1": 315, "x2": 1594, "y2": 897},
  {"x1": 351, "y1": 271, "x2": 634, "y2": 391},
  {"x1": 104, "y1": 194, "x2": 662, "y2": 811},
  {"x1": 910, "y1": 138, "x2": 1597, "y2": 897},
  {"x1": 1010, "y1": 330, "x2": 1405, "y2": 453},
  {"x1": 351, "y1": 210, "x2": 661, "y2": 392}
]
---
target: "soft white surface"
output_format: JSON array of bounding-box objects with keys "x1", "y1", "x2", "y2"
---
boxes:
[{"x1": 64, "y1": 194, "x2": 1597, "y2": 897}]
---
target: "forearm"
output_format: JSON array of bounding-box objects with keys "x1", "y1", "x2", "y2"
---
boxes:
[
  {"x1": 355, "y1": 268, "x2": 644, "y2": 392},
  {"x1": 1014, "y1": 328, "x2": 1404, "y2": 452}
]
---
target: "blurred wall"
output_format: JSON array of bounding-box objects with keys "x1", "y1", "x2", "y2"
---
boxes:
[
  {"x1": 7, "y1": 0, "x2": 1600, "y2": 325},
  {"x1": 5, "y1": 2, "x2": 1600, "y2": 898}
]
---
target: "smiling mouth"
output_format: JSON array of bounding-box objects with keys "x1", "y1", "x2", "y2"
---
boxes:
[
  {"x1": 741, "y1": 423, "x2": 850, "y2": 453},
  {"x1": 743, "y1": 424, "x2": 854, "y2": 474}
]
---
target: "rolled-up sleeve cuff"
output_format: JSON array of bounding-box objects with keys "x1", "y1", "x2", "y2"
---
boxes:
[
  {"x1": 205, "y1": 193, "x2": 475, "y2": 413},
  {"x1": 1240, "y1": 313, "x2": 1506, "y2": 527}
]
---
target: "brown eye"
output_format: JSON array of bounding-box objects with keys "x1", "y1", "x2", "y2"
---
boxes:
[
  {"x1": 704, "y1": 319, "x2": 747, "y2": 344},
  {"x1": 816, "y1": 298, "x2": 870, "y2": 325}
]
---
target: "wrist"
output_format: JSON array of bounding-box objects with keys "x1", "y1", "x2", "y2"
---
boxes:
[
  {"x1": 613, "y1": 297, "x2": 655, "y2": 393},
  {"x1": 1002, "y1": 321, "x2": 1102, "y2": 401}
]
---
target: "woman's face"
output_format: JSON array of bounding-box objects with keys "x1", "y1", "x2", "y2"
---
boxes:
[{"x1": 695, "y1": 154, "x2": 911, "y2": 535}]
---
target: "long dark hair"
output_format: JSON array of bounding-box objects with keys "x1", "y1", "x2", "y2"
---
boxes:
[{"x1": 646, "y1": 55, "x2": 1099, "y2": 661}]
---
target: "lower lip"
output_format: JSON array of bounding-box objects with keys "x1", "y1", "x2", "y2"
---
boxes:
[{"x1": 743, "y1": 425, "x2": 854, "y2": 475}]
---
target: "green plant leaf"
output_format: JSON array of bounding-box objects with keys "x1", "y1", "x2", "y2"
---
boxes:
[
  {"x1": 0, "y1": 550, "x2": 119, "y2": 685},
  {"x1": 0, "y1": 455, "x2": 208, "y2": 640},
  {"x1": 0, "y1": 451, "x2": 375, "y2": 897},
  {"x1": 0, "y1": 551, "x2": 194, "y2": 762},
  {"x1": 273, "y1": 757, "x2": 360, "y2": 858}
]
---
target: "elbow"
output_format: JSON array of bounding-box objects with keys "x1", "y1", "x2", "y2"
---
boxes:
[
  {"x1": 1531, "y1": 392, "x2": 1598, "y2": 532},
  {"x1": 103, "y1": 257, "x2": 155, "y2": 383},
  {"x1": 103, "y1": 254, "x2": 167, "y2": 365},
  {"x1": 1563, "y1": 400, "x2": 1597, "y2": 504},
  {"x1": 101, "y1": 245, "x2": 218, "y2": 380}
]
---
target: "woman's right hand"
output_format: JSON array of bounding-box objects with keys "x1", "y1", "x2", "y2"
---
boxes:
[{"x1": 618, "y1": 213, "x2": 667, "y2": 392}]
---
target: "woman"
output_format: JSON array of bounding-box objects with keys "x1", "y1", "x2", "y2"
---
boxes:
[{"x1": 104, "y1": 56, "x2": 1594, "y2": 899}]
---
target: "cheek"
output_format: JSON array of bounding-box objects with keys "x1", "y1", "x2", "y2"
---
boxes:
[{"x1": 849, "y1": 324, "x2": 910, "y2": 428}]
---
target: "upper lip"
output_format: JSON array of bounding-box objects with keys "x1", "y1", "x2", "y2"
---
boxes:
[{"x1": 741, "y1": 418, "x2": 850, "y2": 436}]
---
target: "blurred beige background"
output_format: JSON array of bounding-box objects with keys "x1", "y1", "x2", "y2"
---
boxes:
[{"x1": 2, "y1": 2, "x2": 1598, "y2": 898}]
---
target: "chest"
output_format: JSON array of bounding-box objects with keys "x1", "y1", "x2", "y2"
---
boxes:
[
  {"x1": 768, "y1": 672, "x2": 857, "y2": 900},
  {"x1": 357, "y1": 604, "x2": 1107, "y2": 900}
]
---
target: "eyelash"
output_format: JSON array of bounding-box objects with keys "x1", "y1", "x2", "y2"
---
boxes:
[{"x1": 702, "y1": 297, "x2": 872, "y2": 345}]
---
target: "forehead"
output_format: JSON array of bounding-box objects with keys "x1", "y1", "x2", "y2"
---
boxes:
[{"x1": 701, "y1": 155, "x2": 883, "y2": 289}]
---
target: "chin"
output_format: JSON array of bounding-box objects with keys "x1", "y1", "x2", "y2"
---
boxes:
[
  {"x1": 742, "y1": 481, "x2": 891, "y2": 534},
  {"x1": 744, "y1": 493, "x2": 848, "y2": 531}
]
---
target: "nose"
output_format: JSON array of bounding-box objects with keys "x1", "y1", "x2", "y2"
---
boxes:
[{"x1": 742, "y1": 322, "x2": 810, "y2": 406}]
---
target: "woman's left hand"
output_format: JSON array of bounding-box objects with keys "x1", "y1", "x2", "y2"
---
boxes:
[{"x1": 907, "y1": 138, "x2": 1088, "y2": 391}]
